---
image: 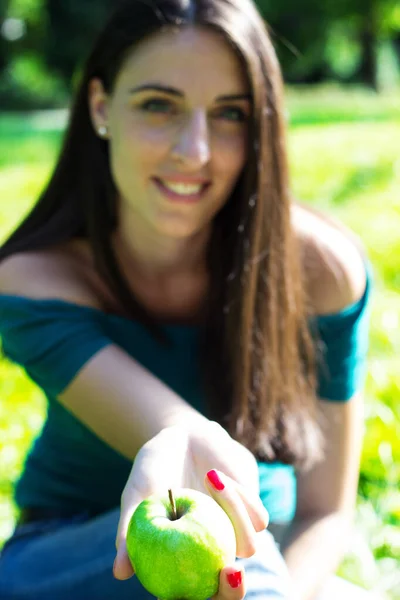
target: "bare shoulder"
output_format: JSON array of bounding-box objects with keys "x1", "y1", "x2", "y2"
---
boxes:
[
  {"x1": 292, "y1": 203, "x2": 367, "y2": 315},
  {"x1": 0, "y1": 243, "x2": 103, "y2": 309}
]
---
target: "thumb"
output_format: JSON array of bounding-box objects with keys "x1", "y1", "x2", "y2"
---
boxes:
[
  {"x1": 113, "y1": 544, "x2": 135, "y2": 581},
  {"x1": 212, "y1": 566, "x2": 246, "y2": 600},
  {"x1": 113, "y1": 492, "x2": 142, "y2": 580}
]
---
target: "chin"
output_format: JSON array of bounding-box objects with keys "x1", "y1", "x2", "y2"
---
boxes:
[{"x1": 157, "y1": 222, "x2": 206, "y2": 239}]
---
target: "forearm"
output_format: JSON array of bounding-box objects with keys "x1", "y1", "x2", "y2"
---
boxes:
[
  {"x1": 280, "y1": 511, "x2": 353, "y2": 600},
  {"x1": 59, "y1": 345, "x2": 210, "y2": 459}
]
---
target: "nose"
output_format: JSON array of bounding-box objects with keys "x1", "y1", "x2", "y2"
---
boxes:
[{"x1": 171, "y1": 109, "x2": 211, "y2": 168}]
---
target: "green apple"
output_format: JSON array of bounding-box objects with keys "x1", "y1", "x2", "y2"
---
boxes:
[{"x1": 126, "y1": 488, "x2": 236, "y2": 600}]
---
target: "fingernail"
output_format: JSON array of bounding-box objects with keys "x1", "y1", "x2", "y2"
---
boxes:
[
  {"x1": 227, "y1": 570, "x2": 242, "y2": 588},
  {"x1": 206, "y1": 469, "x2": 225, "y2": 491}
]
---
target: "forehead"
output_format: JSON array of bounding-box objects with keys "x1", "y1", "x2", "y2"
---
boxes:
[{"x1": 114, "y1": 26, "x2": 248, "y2": 96}]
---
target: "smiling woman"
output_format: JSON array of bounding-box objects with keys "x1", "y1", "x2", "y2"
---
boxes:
[
  {"x1": 0, "y1": 1, "x2": 370, "y2": 600},
  {"x1": 88, "y1": 26, "x2": 251, "y2": 244}
]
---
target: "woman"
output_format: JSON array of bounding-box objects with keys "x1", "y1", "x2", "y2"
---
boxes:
[{"x1": 0, "y1": 0, "x2": 371, "y2": 598}]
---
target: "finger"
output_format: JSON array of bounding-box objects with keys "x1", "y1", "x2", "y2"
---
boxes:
[
  {"x1": 204, "y1": 470, "x2": 257, "y2": 558},
  {"x1": 201, "y1": 429, "x2": 260, "y2": 496},
  {"x1": 114, "y1": 507, "x2": 136, "y2": 581},
  {"x1": 212, "y1": 565, "x2": 246, "y2": 600},
  {"x1": 113, "y1": 492, "x2": 142, "y2": 580},
  {"x1": 224, "y1": 474, "x2": 269, "y2": 532},
  {"x1": 115, "y1": 498, "x2": 140, "y2": 552},
  {"x1": 113, "y1": 545, "x2": 135, "y2": 580},
  {"x1": 224, "y1": 438, "x2": 261, "y2": 495}
]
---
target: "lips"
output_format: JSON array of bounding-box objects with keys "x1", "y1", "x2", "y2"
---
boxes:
[
  {"x1": 160, "y1": 180, "x2": 203, "y2": 195},
  {"x1": 152, "y1": 177, "x2": 210, "y2": 202}
]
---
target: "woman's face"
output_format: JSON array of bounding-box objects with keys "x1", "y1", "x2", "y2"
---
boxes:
[{"x1": 90, "y1": 26, "x2": 250, "y2": 240}]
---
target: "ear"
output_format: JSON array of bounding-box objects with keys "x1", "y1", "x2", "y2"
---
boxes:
[{"x1": 88, "y1": 78, "x2": 111, "y2": 139}]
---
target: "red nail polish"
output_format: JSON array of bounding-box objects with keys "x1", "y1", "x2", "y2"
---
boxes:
[
  {"x1": 227, "y1": 570, "x2": 242, "y2": 588},
  {"x1": 206, "y1": 469, "x2": 225, "y2": 491}
]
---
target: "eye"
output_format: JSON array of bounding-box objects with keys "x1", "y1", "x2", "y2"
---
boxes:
[
  {"x1": 139, "y1": 98, "x2": 175, "y2": 114},
  {"x1": 215, "y1": 106, "x2": 248, "y2": 123}
]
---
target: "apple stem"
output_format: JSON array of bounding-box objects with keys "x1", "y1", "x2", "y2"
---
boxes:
[{"x1": 168, "y1": 489, "x2": 177, "y2": 520}]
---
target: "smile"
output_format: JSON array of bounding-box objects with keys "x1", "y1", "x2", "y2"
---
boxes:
[{"x1": 152, "y1": 177, "x2": 210, "y2": 203}]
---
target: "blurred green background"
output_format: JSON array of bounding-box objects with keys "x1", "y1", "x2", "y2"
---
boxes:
[
  {"x1": 0, "y1": 1, "x2": 399, "y2": 598},
  {"x1": 1, "y1": 0, "x2": 400, "y2": 107}
]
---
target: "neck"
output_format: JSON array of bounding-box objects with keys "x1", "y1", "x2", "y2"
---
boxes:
[{"x1": 112, "y1": 217, "x2": 211, "y2": 285}]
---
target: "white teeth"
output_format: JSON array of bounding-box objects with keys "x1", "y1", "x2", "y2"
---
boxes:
[{"x1": 161, "y1": 180, "x2": 203, "y2": 195}]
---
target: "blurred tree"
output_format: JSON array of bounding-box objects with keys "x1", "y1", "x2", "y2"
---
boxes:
[
  {"x1": 330, "y1": 0, "x2": 388, "y2": 89},
  {"x1": 0, "y1": 0, "x2": 12, "y2": 73},
  {"x1": 0, "y1": 0, "x2": 57, "y2": 108},
  {"x1": 0, "y1": 0, "x2": 113, "y2": 107},
  {"x1": 381, "y1": 0, "x2": 400, "y2": 73},
  {"x1": 257, "y1": 0, "x2": 400, "y2": 88},
  {"x1": 0, "y1": 0, "x2": 399, "y2": 109},
  {"x1": 257, "y1": 0, "x2": 333, "y2": 83},
  {"x1": 3, "y1": 0, "x2": 45, "y2": 53}
]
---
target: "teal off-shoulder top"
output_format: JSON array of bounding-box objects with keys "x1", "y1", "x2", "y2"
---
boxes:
[{"x1": 0, "y1": 266, "x2": 371, "y2": 524}]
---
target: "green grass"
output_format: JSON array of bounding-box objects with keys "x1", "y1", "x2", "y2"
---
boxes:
[
  {"x1": 0, "y1": 84, "x2": 399, "y2": 597},
  {"x1": 288, "y1": 88, "x2": 400, "y2": 598}
]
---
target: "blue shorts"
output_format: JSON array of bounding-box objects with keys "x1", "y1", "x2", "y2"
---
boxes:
[{"x1": 0, "y1": 508, "x2": 292, "y2": 599}]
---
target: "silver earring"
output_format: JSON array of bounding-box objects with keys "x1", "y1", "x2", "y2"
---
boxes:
[{"x1": 97, "y1": 125, "x2": 108, "y2": 138}]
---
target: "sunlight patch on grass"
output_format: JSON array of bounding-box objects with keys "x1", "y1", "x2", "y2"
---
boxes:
[{"x1": 0, "y1": 165, "x2": 53, "y2": 242}]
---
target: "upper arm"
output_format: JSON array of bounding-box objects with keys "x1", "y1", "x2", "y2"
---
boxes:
[
  {"x1": 295, "y1": 204, "x2": 367, "y2": 315},
  {"x1": 296, "y1": 331, "x2": 368, "y2": 519},
  {"x1": 294, "y1": 208, "x2": 368, "y2": 516},
  {"x1": 0, "y1": 252, "x2": 206, "y2": 460},
  {"x1": 57, "y1": 344, "x2": 205, "y2": 460},
  {"x1": 295, "y1": 393, "x2": 364, "y2": 518}
]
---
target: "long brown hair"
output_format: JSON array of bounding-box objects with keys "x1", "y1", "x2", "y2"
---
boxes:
[{"x1": 0, "y1": 0, "x2": 323, "y2": 469}]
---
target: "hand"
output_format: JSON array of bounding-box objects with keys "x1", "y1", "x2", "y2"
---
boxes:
[{"x1": 113, "y1": 422, "x2": 269, "y2": 600}]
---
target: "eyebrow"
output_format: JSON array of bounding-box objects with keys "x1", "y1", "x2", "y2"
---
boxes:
[{"x1": 128, "y1": 83, "x2": 251, "y2": 102}]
